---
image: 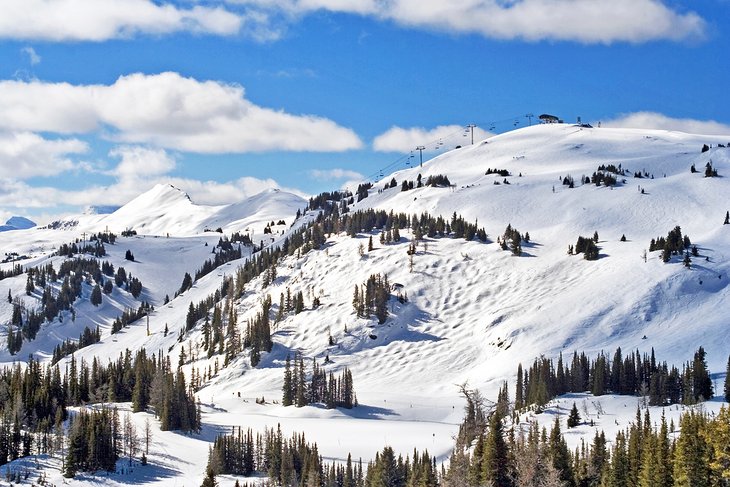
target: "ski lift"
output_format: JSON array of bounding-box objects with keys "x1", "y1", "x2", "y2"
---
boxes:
[{"x1": 489, "y1": 125, "x2": 495, "y2": 131}]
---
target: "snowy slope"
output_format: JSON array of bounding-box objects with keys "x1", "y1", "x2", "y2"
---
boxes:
[
  {"x1": 45, "y1": 184, "x2": 306, "y2": 237},
  {"x1": 0, "y1": 185, "x2": 306, "y2": 363},
  {"x1": 1, "y1": 124, "x2": 729, "y2": 485}
]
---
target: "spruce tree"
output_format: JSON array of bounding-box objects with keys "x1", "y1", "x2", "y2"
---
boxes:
[
  {"x1": 549, "y1": 417, "x2": 574, "y2": 486},
  {"x1": 673, "y1": 410, "x2": 711, "y2": 486},
  {"x1": 725, "y1": 355, "x2": 730, "y2": 403},
  {"x1": 282, "y1": 355, "x2": 293, "y2": 407},
  {"x1": 90, "y1": 283, "x2": 102, "y2": 306},
  {"x1": 567, "y1": 402, "x2": 580, "y2": 428},
  {"x1": 481, "y1": 413, "x2": 512, "y2": 486}
]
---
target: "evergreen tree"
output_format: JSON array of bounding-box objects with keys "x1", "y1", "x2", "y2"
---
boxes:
[
  {"x1": 705, "y1": 405, "x2": 730, "y2": 483},
  {"x1": 481, "y1": 413, "x2": 512, "y2": 486},
  {"x1": 692, "y1": 346, "x2": 713, "y2": 401},
  {"x1": 282, "y1": 355, "x2": 293, "y2": 407},
  {"x1": 673, "y1": 410, "x2": 711, "y2": 487},
  {"x1": 549, "y1": 417, "x2": 574, "y2": 486},
  {"x1": 567, "y1": 402, "x2": 580, "y2": 428},
  {"x1": 90, "y1": 283, "x2": 102, "y2": 306}
]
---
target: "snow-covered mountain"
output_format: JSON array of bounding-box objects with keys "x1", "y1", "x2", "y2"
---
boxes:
[
  {"x1": 45, "y1": 183, "x2": 306, "y2": 237},
  {"x1": 0, "y1": 215, "x2": 36, "y2": 232},
  {"x1": 1, "y1": 123, "x2": 729, "y2": 486}
]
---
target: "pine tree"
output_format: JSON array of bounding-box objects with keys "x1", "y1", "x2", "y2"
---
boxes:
[
  {"x1": 481, "y1": 413, "x2": 512, "y2": 486},
  {"x1": 705, "y1": 405, "x2": 730, "y2": 483},
  {"x1": 90, "y1": 283, "x2": 102, "y2": 306},
  {"x1": 201, "y1": 465, "x2": 217, "y2": 487},
  {"x1": 567, "y1": 402, "x2": 580, "y2": 428},
  {"x1": 725, "y1": 211, "x2": 730, "y2": 225},
  {"x1": 692, "y1": 346, "x2": 713, "y2": 401},
  {"x1": 282, "y1": 355, "x2": 293, "y2": 407},
  {"x1": 674, "y1": 410, "x2": 711, "y2": 487},
  {"x1": 549, "y1": 417, "x2": 574, "y2": 486}
]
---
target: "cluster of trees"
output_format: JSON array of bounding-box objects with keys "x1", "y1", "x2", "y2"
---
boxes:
[
  {"x1": 306, "y1": 190, "x2": 489, "y2": 245},
  {"x1": 282, "y1": 354, "x2": 357, "y2": 409},
  {"x1": 244, "y1": 296, "x2": 273, "y2": 367},
  {"x1": 443, "y1": 383, "x2": 730, "y2": 487},
  {"x1": 693, "y1": 160, "x2": 720, "y2": 177},
  {"x1": 352, "y1": 273, "x2": 390, "y2": 324},
  {"x1": 515, "y1": 347, "x2": 718, "y2": 410},
  {"x1": 0, "y1": 347, "x2": 201, "y2": 474},
  {"x1": 424, "y1": 174, "x2": 452, "y2": 187},
  {"x1": 306, "y1": 189, "x2": 352, "y2": 214},
  {"x1": 275, "y1": 287, "x2": 307, "y2": 322},
  {"x1": 194, "y1": 246, "x2": 243, "y2": 282},
  {"x1": 51, "y1": 325, "x2": 101, "y2": 364},
  {"x1": 597, "y1": 163, "x2": 626, "y2": 176},
  {"x1": 356, "y1": 182, "x2": 373, "y2": 202},
  {"x1": 498, "y1": 224, "x2": 529, "y2": 256},
  {"x1": 0, "y1": 263, "x2": 23, "y2": 281},
  {"x1": 649, "y1": 225, "x2": 692, "y2": 263},
  {"x1": 110, "y1": 302, "x2": 153, "y2": 334},
  {"x1": 0, "y1": 357, "x2": 67, "y2": 467},
  {"x1": 10, "y1": 256, "x2": 143, "y2": 354},
  {"x1": 590, "y1": 170, "x2": 618, "y2": 187},
  {"x1": 63, "y1": 407, "x2": 119, "y2": 476},
  {"x1": 486, "y1": 168, "x2": 511, "y2": 177},
  {"x1": 56, "y1": 240, "x2": 106, "y2": 258},
  {"x1": 396, "y1": 173, "x2": 452, "y2": 192},
  {"x1": 205, "y1": 426, "x2": 360, "y2": 487},
  {"x1": 382, "y1": 177, "x2": 398, "y2": 191},
  {"x1": 570, "y1": 234, "x2": 599, "y2": 260},
  {"x1": 204, "y1": 426, "x2": 438, "y2": 487}
]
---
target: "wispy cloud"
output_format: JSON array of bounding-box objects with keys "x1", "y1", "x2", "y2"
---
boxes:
[
  {"x1": 603, "y1": 112, "x2": 730, "y2": 136},
  {"x1": 21, "y1": 46, "x2": 41, "y2": 65},
  {"x1": 373, "y1": 124, "x2": 491, "y2": 153},
  {"x1": 309, "y1": 168, "x2": 364, "y2": 181},
  {"x1": 0, "y1": 72, "x2": 363, "y2": 153}
]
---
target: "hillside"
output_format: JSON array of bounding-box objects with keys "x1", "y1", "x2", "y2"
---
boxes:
[{"x1": 1, "y1": 123, "x2": 729, "y2": 486}]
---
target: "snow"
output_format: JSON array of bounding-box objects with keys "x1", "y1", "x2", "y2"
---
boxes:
[{"x1": 1, "y1": 124, "x2": 729, "y2": 485}]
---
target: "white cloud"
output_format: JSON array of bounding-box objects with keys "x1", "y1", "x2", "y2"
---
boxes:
[
  {"x1": 0, "y1": 131, "x2": 88, "y2": 179},
  {"x1": 109, "y1": 146, "x2": 176, "y2": 178},
  {"x1": 0, "y1": 0, "x2": 245, "y2": 41},
  {"x1": 373, "y1": 124, "x2": 491, "y2": 153},
  {"x1": 602, "y1": 112, "x2": 730, "y2": 136},
  {"x1": 0, "y1": 72, "x2": 363, "y2": 153},
  {"x1": 21, "y1": 47, "x2": 41, "y2": 65},
  {"x1": 0, "y1": 0, "x2": 705, "y2": 44},
  {"x1": 228, "y1": 0, "x2": 704, "y2": 43},
  {"x1": 309, "y1": 168, "x2": 364, "y2": 181}
]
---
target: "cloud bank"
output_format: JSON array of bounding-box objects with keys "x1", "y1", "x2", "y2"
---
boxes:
[
  {"x1": 0, "y1": 0, "x2": 705, "y2": 44},
  {"x1": 603, "y1": 112, "x2": 730, "y2": 136},
  {"x1": 373, "y1": 124, "x2": 492, "y2": 153},
  {"x1": 0, "y1": 72, "x2": 363, "y2": 154}
]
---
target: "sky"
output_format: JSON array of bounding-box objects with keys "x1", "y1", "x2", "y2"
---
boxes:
[{"x1": 1, "y1": 0, "x2": 730, "y2": 224}]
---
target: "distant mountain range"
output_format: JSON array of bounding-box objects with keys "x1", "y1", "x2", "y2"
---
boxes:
[{"x1": 0, "y1": 216, "x2": 36, "y2": 232}]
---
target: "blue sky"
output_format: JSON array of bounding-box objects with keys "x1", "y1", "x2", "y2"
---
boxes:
[{"x1": 1, "y1": 0, "x2": 729, "y2": 223}]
